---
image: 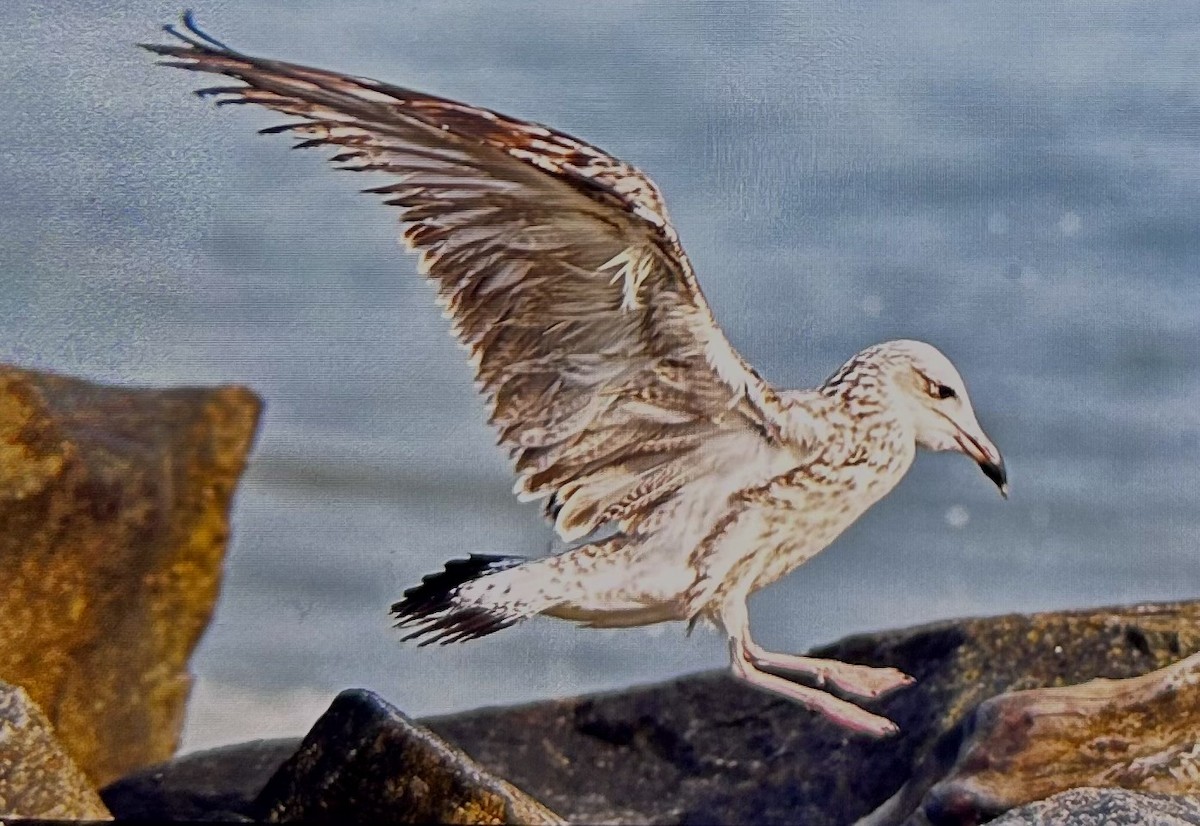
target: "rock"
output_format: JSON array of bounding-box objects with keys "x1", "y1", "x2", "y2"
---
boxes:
[
  {"x1": 0, "y1": 680, "x2": 111, "y2": 819},
  {"x1": 918, "y1": 651, "x2": 1200, "y2": 825},
  {"x1": 987, "y1": 788, "x2": 1200, "y2": 826},
  {"x1": 864, "y1": 605, "x2": 1200, "y2": 826},
  {"x1": 0, "y1": 364, "x2": 261, "y2": 785},
  {"x1": 100, "y1": 738, "x2": 300, "y2": 821},
  {"x1": 423, "y1": 601, "x2": 1200, "y2": 825},
  {"x1": 252, "y1": 689, "x2": 563, "y2": 824},
  {"x1": 93, "y1": 600, "x2": 1200, "y2": 824}
]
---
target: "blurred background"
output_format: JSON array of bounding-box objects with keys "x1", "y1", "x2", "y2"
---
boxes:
[{"x1": 3, "y1": 0, "x2": 1199, "y2": 753}]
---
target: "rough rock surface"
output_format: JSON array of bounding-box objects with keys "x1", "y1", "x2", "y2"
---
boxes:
[
  {"x1": 0, "y1": 680, "x2": 111, "y2": 820},
  {"x1": 253, "y1": 689, "x2": 563, "y2": 824},
  {"x1": 100, "y1": 738, "x2": 299, "y2": 821},
  {"x1": 918, "y1": 651, "x2": 1200, "y2": 825},
  {"x1": 97, "y1": 601, "x2": 1200, "y2": 824},
  {"x1": 987, "y1": 788, "x2": 1200, "y2": 826},
  {"x1": 426, "y1": 601, "x2": 1200, "y2": 825},
  {"x1": 0, "y1": 364, "x2": 261, "y2": 785}
]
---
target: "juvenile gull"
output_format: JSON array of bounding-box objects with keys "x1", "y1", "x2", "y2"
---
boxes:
[{"x1": 149, "y1": 14, "x2": 1007, "y2": 736}]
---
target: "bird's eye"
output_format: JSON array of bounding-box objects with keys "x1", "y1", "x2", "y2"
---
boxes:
[{"x1": 934, "y1": 383, "x2": 957, "y2": 400}]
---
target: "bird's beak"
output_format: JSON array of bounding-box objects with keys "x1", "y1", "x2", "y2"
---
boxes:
[{"x1": 954, "y1": 429, "x2": 1008, "y2": 498}]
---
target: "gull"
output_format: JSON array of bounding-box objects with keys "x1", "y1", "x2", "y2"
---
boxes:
[{"x1": 148, "y1": 13, "x2": 1007, "y2": 737}]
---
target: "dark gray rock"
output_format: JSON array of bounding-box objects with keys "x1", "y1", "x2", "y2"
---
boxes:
[
  {"x1": 0, "y1": 680, "x2": 111, "y2": 820},
  {"x1": 988, "y1": 788, "x2": 1200, "y2": 826},
  {"x1": 253, "y1": 689, "x2": 563, "y2": 824},
  {"x1": 96, "y1": 600, "x2": 1200, "y2": 824},
  {"x1": 100, "y1": 737, "x2": 299, "y2": 821},
  {"x1": 426, "y1": 601, "x2": 1200, "y2": 825}
]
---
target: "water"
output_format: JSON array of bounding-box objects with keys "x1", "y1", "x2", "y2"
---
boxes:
[{"x1": 2, "y1": 1, "x2": 1199, "y2": 753}]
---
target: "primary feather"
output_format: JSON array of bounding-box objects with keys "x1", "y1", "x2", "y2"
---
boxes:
[{"x1": 146, "y1": 16, "x2": 803, "y2": 544}]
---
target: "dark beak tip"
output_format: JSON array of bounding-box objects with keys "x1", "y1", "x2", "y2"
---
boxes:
[{"x1": 979, "y1": 457, "x2": 1008, "y2": 498}]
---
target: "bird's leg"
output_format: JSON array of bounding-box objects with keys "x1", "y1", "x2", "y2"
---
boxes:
[
  {"x1": 728, "y1": 638, "x2": 899, "y2": 737},
  {"x1": 742, "y1": 636, "x2": 915, "y2": 699},
  {"x1": 719, "y1": 600, "x2": 899, "y2": 736}
]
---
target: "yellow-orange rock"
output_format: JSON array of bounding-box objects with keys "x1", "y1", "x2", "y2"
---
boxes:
[{"x1": 0, "y1": 364, "x2": 261, "y2": 786}]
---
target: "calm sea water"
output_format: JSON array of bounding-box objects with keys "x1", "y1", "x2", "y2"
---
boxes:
[{"x1": 3, "y1": 1, "x2": 1199, "y2": 752}]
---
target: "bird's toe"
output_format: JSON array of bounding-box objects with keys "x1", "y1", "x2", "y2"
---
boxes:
[{"x1": 855, "y1": 666, "x2": 915, "y2": 698}]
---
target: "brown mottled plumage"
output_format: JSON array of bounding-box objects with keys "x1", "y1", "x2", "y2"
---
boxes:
[{"x1": 148, "y1": 14, "x2": 1007, "y2": 736}]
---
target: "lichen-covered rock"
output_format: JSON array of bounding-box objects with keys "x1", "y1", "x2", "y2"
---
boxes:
[
  {"x1": 426, "y1": 601, "x2": 1200, "y2": 825},
  {"x1": 0, "y1": 364, "x2": 261, "y2": 785},
  {"x1": 918, "y1": 651, "x2": 1200, "y2": 824},
  {"x1": 0, "y1": 680, "x2": 111, "y2": 819},
  {"x1": 253, "y1": 689, "x2": 563, "y2": 824},
  {"x1": 987, "y1": 788, "x2": 1200, "y2": 826}
]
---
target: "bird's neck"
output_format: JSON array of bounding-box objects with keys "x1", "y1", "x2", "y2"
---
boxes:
[
  {"x1": 808, "y1": 371, "x2": 918, "y2": 479},
  {"x1": 818, "y1": 351, "x2": 915, "y2": 423}
]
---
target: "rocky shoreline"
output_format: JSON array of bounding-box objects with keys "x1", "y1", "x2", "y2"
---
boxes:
[
  {"x1": 2, "y1": 365, "x2": 1199, "y2": 824},
  {"x1": 33, "y1": 600, "x2": 1200, "y2": 824}
]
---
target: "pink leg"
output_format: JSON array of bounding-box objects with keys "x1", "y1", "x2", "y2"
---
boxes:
[
  {"x1": 743, "y1": 638, "x2": 914, "y2": 699},
  {"x1": 730, "y1": 640, "x2": 899, "y2": 737},
  {"x1": 714, "y1": 596, "x2": 906, "y2": 736}
]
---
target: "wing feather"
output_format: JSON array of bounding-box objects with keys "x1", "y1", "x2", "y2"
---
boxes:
[{"x1": 148, "y1": 18, "x2": 798, "y2": 541}]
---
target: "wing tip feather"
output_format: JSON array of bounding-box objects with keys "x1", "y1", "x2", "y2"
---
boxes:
[
  {"x1": 167, "y1": 10, "x2": 235, "y2": 52},
  {"x1": 143, "y1": 11, "x2": 242, "y2": 67}
]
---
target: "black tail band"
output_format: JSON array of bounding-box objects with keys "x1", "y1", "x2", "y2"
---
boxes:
[{"x1": 391, "y1": 554, "x2": 525, "y2": 645}]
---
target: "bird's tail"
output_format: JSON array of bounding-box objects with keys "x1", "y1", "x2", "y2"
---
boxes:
[{"x1": 391, "y1": 554, "x2": 528, "y2": 646}]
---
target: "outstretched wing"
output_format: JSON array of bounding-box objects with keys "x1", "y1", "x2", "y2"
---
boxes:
[{"x1": 148, "y1": 15, "x2": 801, "y2": 542}]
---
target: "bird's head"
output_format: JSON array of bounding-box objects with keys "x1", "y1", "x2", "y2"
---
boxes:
[{"x1": 856, "y1": 339, "x2": 1008, "y2": 497}]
